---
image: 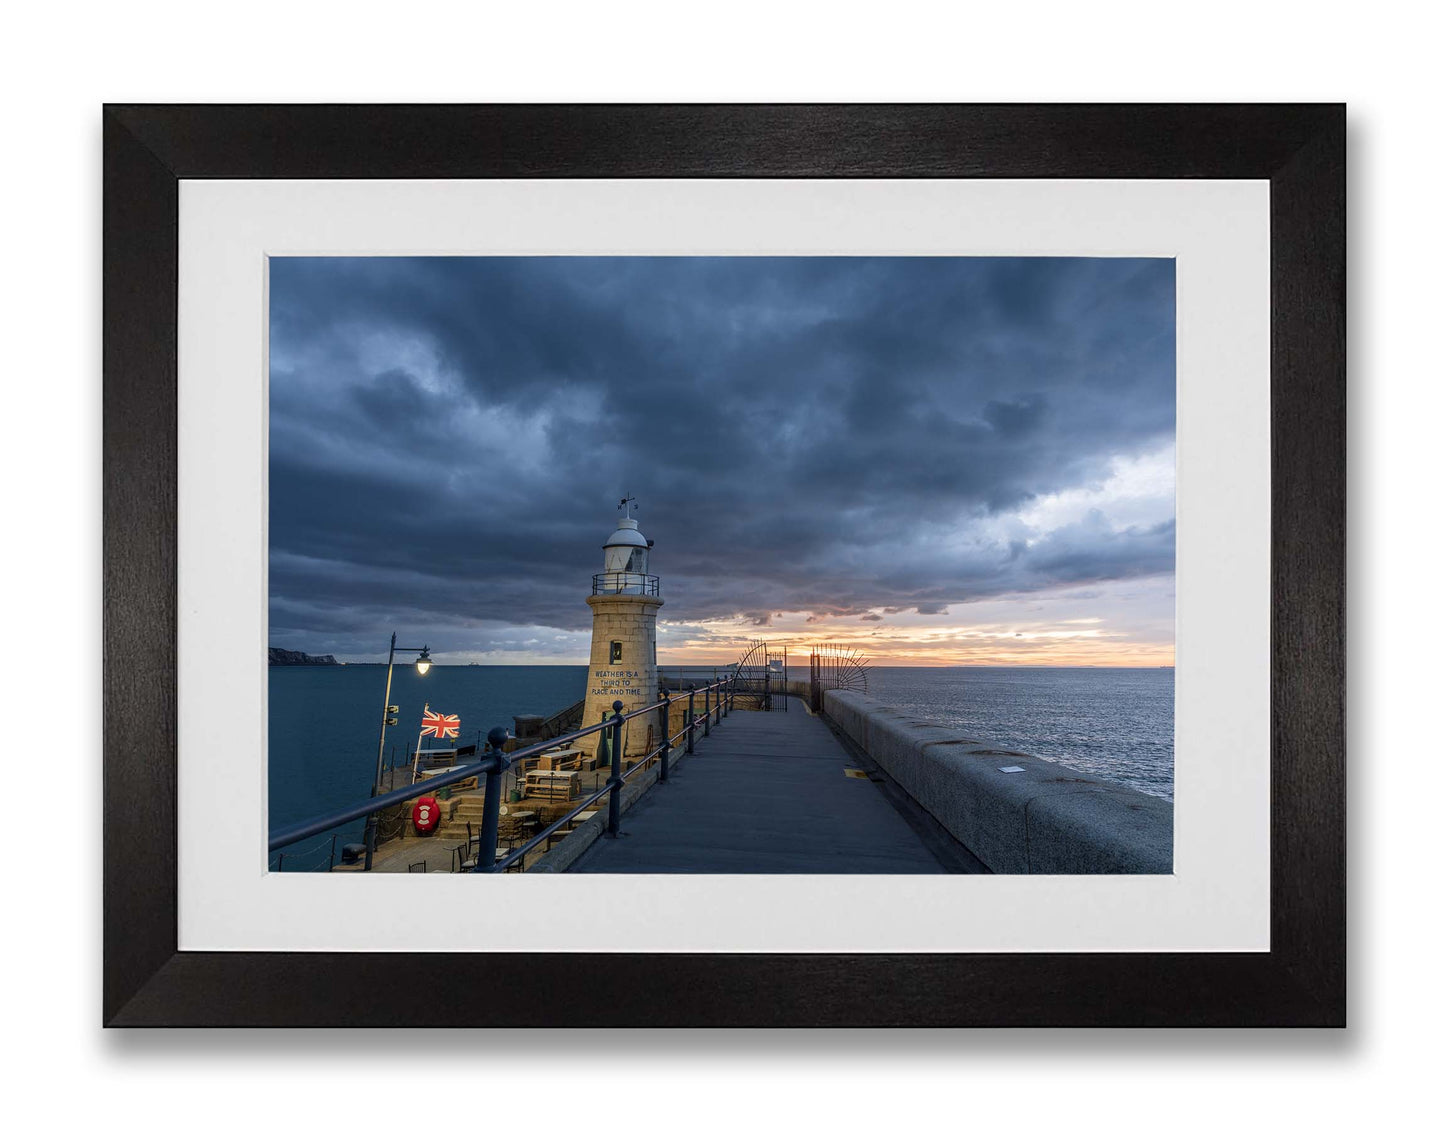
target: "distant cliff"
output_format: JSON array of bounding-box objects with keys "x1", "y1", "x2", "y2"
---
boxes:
[{"x1": 268, "y1": 647, "x2": 339, "y2": 667}]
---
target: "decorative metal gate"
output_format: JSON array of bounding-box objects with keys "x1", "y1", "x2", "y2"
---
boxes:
[
  {"x1": 808, "y1": 643, "x2": 870, "y2": 711},
  {"x1": 730, "y1": 639, "x2": 788, "y2": 711}
]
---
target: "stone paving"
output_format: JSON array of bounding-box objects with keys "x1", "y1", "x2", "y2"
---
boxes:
[{"x1": 570, "y1": 703, "x2": 948, "y2": 874}]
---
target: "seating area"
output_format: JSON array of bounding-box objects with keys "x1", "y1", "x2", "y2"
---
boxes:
[
  {"x1": 448, "y1": 835, "x2": 522, "y2": 873},
  {"x1": 447, "y1": 812, "x2": 540, "y2": 873},
  {"x1": 522, "y1": 769, "x2": 581, "y2": 801},
  {"x1": 413, "y1": 744, "x2": 480, "y2": 787},
  {"x1": 536, "y1": 748, "x2": 585, "y2": 771},
  {"x1": 446, "y1": 806, "x2": 600, "y2": 873}
]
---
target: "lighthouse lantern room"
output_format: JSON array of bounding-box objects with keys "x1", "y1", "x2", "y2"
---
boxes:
[{"x1": 603, "y1": 516, "x2": 649, "y2": 577}]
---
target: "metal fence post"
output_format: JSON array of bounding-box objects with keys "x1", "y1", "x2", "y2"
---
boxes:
[
  {"x1": 687, "y1": 690, "x2": 696, "y2": 754},
  {"x1": 607, "y1": 700, "x2": 625, "y2": 836},
  {"x1": 659, "y1": 690, "x2": 671, "y2": 782},
  {"x1": 703, "y1": 683, "x2": 711, "y2": 736},
  {"x1": 475, "y1": 749, "x2": 504, "y2": 874},
  {"x1": 362, "y1": 786, "x2": 378, "y2": 871}
]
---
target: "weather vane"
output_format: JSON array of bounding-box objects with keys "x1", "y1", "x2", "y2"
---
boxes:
[{"x1": 618, "y1": 494, "x2": 638, "y2": 518}]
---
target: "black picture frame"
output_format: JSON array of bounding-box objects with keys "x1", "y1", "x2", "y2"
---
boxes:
[{"x1": 104, "y1": 104, "x2": 1344, "y2": 1027}]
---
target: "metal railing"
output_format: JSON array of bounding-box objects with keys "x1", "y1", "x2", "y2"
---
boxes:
[
  {"x1": 591, "y1": 572, "x2": 660, "y2": 597},
  {"x1": 271, "y1": 833, "x2": 338, "y2": 873},
  {"x1": 268, "y1": 674, "x2": 737, "y2": 873}
]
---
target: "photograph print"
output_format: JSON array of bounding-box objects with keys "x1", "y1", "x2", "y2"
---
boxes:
[{"x1": 267, "y1": 255, "x2": 1175, "y2": 877}]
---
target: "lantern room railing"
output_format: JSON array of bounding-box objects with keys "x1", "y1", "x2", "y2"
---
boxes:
[{"x1": 591, "y1": 572, "x2": 660, "y2": 596}]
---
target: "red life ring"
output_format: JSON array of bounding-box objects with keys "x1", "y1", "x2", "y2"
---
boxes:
[{"x1": 411, "y1": 796, "x2": 441, "y2": 836}]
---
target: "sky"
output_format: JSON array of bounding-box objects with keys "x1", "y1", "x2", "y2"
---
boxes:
[{"x1": 268, "y1": 256, "x2": 1175, "y2": 666}]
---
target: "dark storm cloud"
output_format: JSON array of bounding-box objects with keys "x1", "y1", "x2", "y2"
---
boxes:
[{"x1": 268, "y1": 256, "x2": 1174, "y2": 658}]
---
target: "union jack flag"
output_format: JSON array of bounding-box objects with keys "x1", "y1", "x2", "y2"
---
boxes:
[{"x1": 419, "y1": 707, "x2": 460, "y2": 740}]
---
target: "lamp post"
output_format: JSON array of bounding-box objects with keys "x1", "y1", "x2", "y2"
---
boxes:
[{"x1": 363, "y1": 632, "x2": 431, "y2": 871}]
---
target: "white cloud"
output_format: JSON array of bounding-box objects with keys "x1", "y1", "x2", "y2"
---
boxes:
[{"x1": 1014, "y1": 441, "x2": 1175, "y2": 540}]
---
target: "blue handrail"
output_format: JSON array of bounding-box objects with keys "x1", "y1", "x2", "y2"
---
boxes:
[{"x1": 269, "y1": 674, "x2": 736, "y2": 862}]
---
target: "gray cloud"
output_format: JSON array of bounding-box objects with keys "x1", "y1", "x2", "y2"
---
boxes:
[{"x1": 268, "y1": 256, "x2": 1174, "y2": 659}]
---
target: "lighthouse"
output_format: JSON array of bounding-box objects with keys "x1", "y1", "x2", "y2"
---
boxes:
[{"x1": 578, "y1": 499, "x2": 663, "y2": 766}]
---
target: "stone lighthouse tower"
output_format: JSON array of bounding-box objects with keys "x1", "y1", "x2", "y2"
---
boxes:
[{"x1": 578, "y1": 499, "x2": 663, "y2": 766}]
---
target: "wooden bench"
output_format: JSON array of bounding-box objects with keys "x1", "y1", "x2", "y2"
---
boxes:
[
  {"x1": 537, "y1": 748, "x2": 584, "y2": 771},
  {"x1": 415, "y1": 748, "x2": 458, "y2": 771},
  {"x1": 522, "y1": 769, "x2": 580, "y2": 802}
]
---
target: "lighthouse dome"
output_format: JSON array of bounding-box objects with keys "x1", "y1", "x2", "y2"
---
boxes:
[
  {"x1": 602, "y1": 513, "x2": 652, "y2": 577},
  {"x1": 604, "y1": 518, "x2": 648, "y2": 549}
]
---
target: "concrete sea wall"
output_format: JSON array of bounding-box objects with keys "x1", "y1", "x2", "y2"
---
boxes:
[{"x1": 822, "y1": 689, "x2": 1172, "y2": 874}]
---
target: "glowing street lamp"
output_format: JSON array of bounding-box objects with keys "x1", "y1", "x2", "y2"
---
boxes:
[{"x1": 364, "y1": 632, "x2": 431, "y2": 871}]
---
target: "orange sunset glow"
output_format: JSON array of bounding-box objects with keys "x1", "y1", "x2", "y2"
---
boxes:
[{"x1": 655, "y1": 576, "x2": 1176, "y2": 668}]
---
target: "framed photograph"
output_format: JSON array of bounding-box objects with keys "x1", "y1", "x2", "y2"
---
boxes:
[{"x1": 104, "y1": 104, "x2": 1343, "y2": 1026}]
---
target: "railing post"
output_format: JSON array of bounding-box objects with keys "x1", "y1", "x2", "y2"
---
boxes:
[
  {"x1": 362, "y1": 788, "x2": 378, "y2": 871},
  {"x1": 687, "y1": 690, "x2": 696, "y2": 754},
  {"x1": 703, "y1": 683, "x2": 711, "y2": 736},
  {"x1": 475, "y1": 748, "x2": 503, "y2": 874},
  {"x1": 328, "y1": 834, "x2": 337, "y2": 873},
  {"x1": 658, "y1": 690, "x2": 671, "y2": 782},
  {"x1": 607, "y1": 700, "x2": 625, "y2": 836}
]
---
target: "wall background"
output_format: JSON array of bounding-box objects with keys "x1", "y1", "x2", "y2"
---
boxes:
[{"x1": 1, "y1": 3, "x2": 1422, "y2": 1123}]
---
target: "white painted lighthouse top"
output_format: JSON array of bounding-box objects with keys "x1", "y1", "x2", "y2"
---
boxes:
[
  {"x1": 603, "y1": 516, "x2": 648, "y2": 549},
  {"x1": 600, "y1": 508, "x2": 653, "y2": 582}
]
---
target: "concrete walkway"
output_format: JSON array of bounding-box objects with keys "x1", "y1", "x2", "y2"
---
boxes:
[{"x1": 571, "y1": 704, "x2": 948, "y2": 874}]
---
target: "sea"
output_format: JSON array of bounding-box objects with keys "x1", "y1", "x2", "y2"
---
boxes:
[
  {"x1": 862, "y1": 667, "x2": 1174, "y2": 801},
  {"x1": 268, "y1": 663, "x2": 1173, "y2": 865}
]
